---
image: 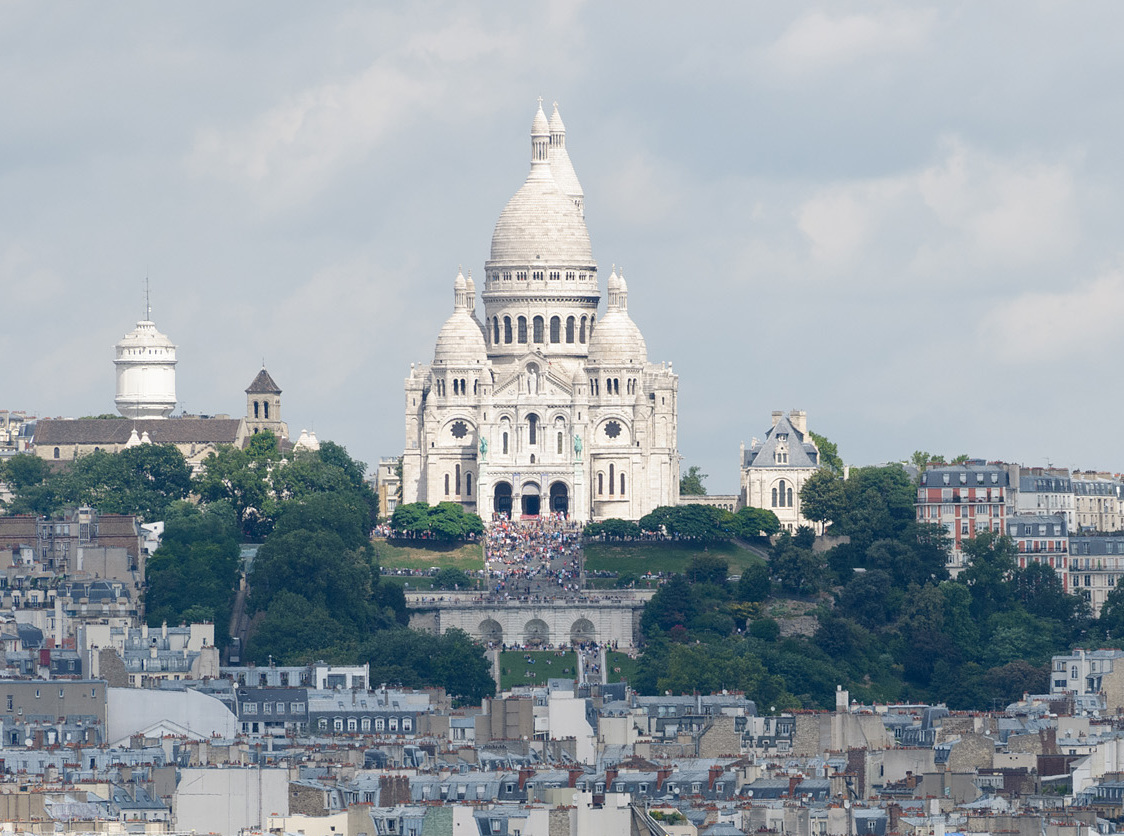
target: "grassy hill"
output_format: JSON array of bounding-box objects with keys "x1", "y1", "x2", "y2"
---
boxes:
[
  {"x1": 372, "y1": 539, "x2": 484, "y2": 571},
  {"x1": 584, "y1": 539, "x2": 766, "y2": 581}
]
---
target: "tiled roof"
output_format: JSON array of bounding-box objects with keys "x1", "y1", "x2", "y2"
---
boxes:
[
  {"x1": 745, "y1": 415, "x2": 819, "y2": 469},
  {"x1": 34, "y1": 418, "x2": 241, "y2": 445},
  {"x1": 246, "y1": 368, "x2": 281, "y2": 394}
]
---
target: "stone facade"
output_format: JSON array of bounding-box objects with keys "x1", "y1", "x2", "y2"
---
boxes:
[
  {"x1": 402, "y1": 103, "x2": 679, "y2": 522},
  {"x1": 741, "y1": 410, "x2": 821, "y2": 532}
]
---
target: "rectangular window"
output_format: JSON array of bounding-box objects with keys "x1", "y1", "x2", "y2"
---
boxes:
[{"x1": 243, "y1": 702, "x2": 257, "y2": 714}]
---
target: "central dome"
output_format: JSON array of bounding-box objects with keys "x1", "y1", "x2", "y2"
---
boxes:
[{"x1": 487, "y1": 103, "x2": 593, "y2": 267}]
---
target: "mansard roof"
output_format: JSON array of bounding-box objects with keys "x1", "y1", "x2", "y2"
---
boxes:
[{"x1": 744, "y1": 414, "x2": 819, "y2": 469}]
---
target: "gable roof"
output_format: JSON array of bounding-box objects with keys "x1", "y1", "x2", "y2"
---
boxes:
[
  {"x1": 744, "y1": 414, "x2": 819, "y2": 469},
  {"x1": 246, "y1": 368, "x2": 281, "y2": 394},
  {"x1": 34, "y1": 418, "x2": 242, "y2": 446}
]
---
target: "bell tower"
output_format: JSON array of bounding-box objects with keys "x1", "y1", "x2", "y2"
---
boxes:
[{"x1": 245, "y1": 367, "x2": 287, "y2": 439}]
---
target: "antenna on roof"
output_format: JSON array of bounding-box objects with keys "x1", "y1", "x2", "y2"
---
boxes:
[{"x1": 144, "y1": 275, "x2": 151, "y2": 321}]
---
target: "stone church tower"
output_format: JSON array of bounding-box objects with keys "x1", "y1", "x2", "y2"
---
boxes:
[
  {"x1": 245, "y1": 368, "x2": 288, "y2": 440},
  {"x1": 402, "y1": 102, "x2": 679, "y2": 522}
]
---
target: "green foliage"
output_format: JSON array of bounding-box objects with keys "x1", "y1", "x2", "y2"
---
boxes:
[
  {"x1": 1, "y1": 453, "x2": 49, "y2": 490},
  {"x1": 809, "y1": 432, "x2": 843, "y2": 475},
  {"x1": 391, "y1": 502, "x2": 483, "y2": 540},
  {"x1": 638, "y1": 505, "x2": 735, "y2": 542},
  {"x1": 145, "y1": 501, "x2": 240, "y2": 646},
  {"x1": 364, "y1": 628, "x2": 495, "y2": 705},
  {"x1": 679, "y1": 465, "x2": 708, "y2": 496},
  {"x1": 685, "y1": 555, "x2": 729, "y2": 586},
  {"x1": 799, "y1": 469, "x2": 846, "y2": 528},
  {"x1": 5, "y1": 445, "x2": 192, "y2": 521},
  {"x1": 584, "y1": 518, "x2": 641, "y2": 539},
  {"x1": 736, "y1": 561, "x2": 772, "y2": 602},
  {"x1": 733, "y1": 506, "x2": 781, "y2": 538},
  {"x1": 634, "y1": 459, "x2": 1091, "y2": 711},
  {"x1": 432, "y1": 568, "x2": 475, "y2": 590}
]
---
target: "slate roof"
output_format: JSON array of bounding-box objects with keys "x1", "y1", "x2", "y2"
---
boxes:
[
  {"x1": 744, "y1": 414, "x2": 819, "y2": 469},
  {"x1": 35, "y1": 418, "x2": 241, "y2": 445},
  {"x1": 246, "y1": 368, "x2": 281, "y2": 394}
]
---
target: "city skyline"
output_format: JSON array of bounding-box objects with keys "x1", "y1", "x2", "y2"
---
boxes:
[{"x1": 4, "y1": 3, "x2": 1124, "y2": 492}]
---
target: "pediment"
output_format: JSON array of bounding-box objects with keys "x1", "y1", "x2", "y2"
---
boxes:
[{"x1": 493, "y1": 353, "x2": 574, "y2": 399}]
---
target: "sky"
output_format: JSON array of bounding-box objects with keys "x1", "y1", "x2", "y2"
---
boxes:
[{"x1": 3, "y1": 2, "x2": 1124, "y2": 494}]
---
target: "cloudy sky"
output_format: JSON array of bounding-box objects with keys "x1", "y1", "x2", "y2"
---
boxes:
[{"x1": 4, "y1": 2, "x2": 1123, "y2": 492}]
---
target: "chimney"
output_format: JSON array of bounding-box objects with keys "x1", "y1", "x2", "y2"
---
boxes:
[
  {"x1": 604, "y1": 767, "x2": 618, "y2": 793},
  {"x1": 656, "y1": 766, "x2": 672, "y2": 790},
  {"x1": 888, "y1": 803, "x2": 902, "y2": 831},
  {"x1": 709, "y1": 765, "x2": 723, "y2": 790},
  {"x1": 568, "y1": 768, "x2": 584, "y2": 788},
  {"x1": 518, "y1": 767, "x2": 534, "y2": 789},
  {"x1": 788, "y1": 774, "x2": 803, "y2": 796},
  {"x1": 771, "y1": 411, "x2": 783, "y2": 428},
  {"x1": 791, "y1": 410, "x2": 807, "y2": 435}
]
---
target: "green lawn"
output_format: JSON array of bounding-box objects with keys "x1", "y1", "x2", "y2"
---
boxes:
[
  {"x1": 372, "y1": 539, "x2": 484, "y2": 571},
  {"x1": 583, "y1": 539, "x2": 766, "y2": 577},
  {"x1": 499, "y1": 650, "x2": 577, "y2": 690},
  {"x1": 605, "y1": 650, "x2": 640, "y2": 685}
]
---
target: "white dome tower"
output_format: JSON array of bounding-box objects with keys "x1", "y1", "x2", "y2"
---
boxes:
[{"x1": 114, "y1": 290, "x2": 177, "y2": 419}]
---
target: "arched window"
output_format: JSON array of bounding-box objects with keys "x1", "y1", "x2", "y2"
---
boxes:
[
  {"x1": 621, "y1": 472, "x2": 626, "y2": 494},
  {"x1": 452, "y1": 379, "x2": 459, "y2": 395},
  {"x1": 528, "y1": 414, "x2": 538, "y2": 445},
  {"x1": 264, "y1": 402, "x2": 270, "y2": 419},
  {"x1": 466, "y1": 473, "x2": 473, "y2": 496},
  {"x1": 502, "y1": 432, "x2": 509, "y2": 454},
  {"x1": 566, "y1": 316, "x2": 575, "y2": 343},
  {"x1": 533, "y1": 316, "x2": 544, "y2": 343},
  {"x1": 787, "y1": 487, "x2": 793, "y2": 506},
  {"x1": 776, "y1": 479, "x2": 788, "y2": 507},
  {"x1": 517, "y1": 316, "x2": 528, "y2": 343},
  {"x1": 598, "y1": 473, "x2": 604, "y2": 495},
  {"x1": 253, "y1": 401, "x2": 259, "y2": 418},
  {"x1": 579, "y1": 316, "x2": 587, "y2": 343},
  {"x1": 445, "y1": 474, "x2": 450, "y2": 496},
  {"x1": 504, "y1": 316, "x2": 513, "y2": 344},
  {"x1": 557, "y1": 432, "x2": 564, "y2": 455},
  {"x1": 473, "y1": 380, "x2": 478, "y2": 395},
  {"x1": 771, "y1": 487, "x2": 778, "y2": 507},
  {"x1": 53, "y1": 447, "x2": 60, "y2": 459},
  {"x1": 550, "y1": 316, "x2": 561, "y2": 343},
  {"x1": 455, "y1": 464, "x2": 461, "y2": 495},
  {"x1": 609, "y1": 463, "x2": 616, "y2": 495},
  {"x1": 493, "y1": 317, "x2": 499, "y2": 344}
]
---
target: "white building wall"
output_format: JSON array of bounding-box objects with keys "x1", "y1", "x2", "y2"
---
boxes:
[{"x1": 173, "y1": 767, "x2": 288, "y2": 835}]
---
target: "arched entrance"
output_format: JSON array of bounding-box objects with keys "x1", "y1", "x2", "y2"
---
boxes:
[
  {"x1": 521, "y1": 482, "x2": 541, "y2": 517},
  {"x1": 479, "y1": 618, "x2": 503, "y2": 645},
  {"x1": 493, "y1": 482, "x2": 513, "y2": 518},
  {"x1": 524, "y1": 618, "x2": 550, "y2": 646},
  {"x1": 549, "y1": 482, "x2": 569, "y2": 516},
  {"x1": 570, "y1": 617, "x2": 595, "y2": 644}
]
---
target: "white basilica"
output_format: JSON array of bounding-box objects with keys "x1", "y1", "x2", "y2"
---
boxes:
[{"x1": 402, "y1": 102, "x2": 679, "y2": 522}]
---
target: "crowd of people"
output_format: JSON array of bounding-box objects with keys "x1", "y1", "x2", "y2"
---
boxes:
[{"x1": 484, "y1": 516, "x2": 584, "y2": 596}]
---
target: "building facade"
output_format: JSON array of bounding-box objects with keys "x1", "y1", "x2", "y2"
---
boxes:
[
  {"x1": 916, "y1": 461, "x2": 1009, "y2": 571},
  {"x1": 402, "y1": 103, "x2": 678, "y2": 522},
  {"x1": 740, "y1": 410, "x2": 821, "y2": 532}
]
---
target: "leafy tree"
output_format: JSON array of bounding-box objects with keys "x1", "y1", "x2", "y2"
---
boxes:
[
  {"x1": 733, "y1": 506, "x2": 781, "y2": 538},
  {"x1": 390, "y1": 502, "x2": 483, "y2": 540},
  {"x1": 250, "y1": 529, "x2": 375, "y2": 622},
  {"x1": 959, "y1": 531, "x2": 1018, "y2": 621},
  {"x1": 770, "y1": 533, "x2": 826, "y2": 597},
  {"x1": 809, "y1": 432, "x2": 843, "y2": 475},
  {"x1": 736, "y1": 561, "x2": 772, "y2": 602},
  {"x1": 641, "y1": 574, "x2": 698, "y2": 637},
  {"x1": 685, "y1": 555, "x2": 729, "y2": 586},
  {"x1": 194, "y1": 433, "x2": 281, "y2": 539},
  {"x1": 1100, "y1": 584, "x2": 1124, "y2": 639},
  {"x1": 145, "y1": 501, "x2": 240, "y2": 646},
  {"x1": 679, "y1": 465, "x2": 708, "y2": 496},
  {"x1": 432, "y1": 568, "x2": 474, "y2": 590},
  {"x1": 364, "y1": 628, "x2": 494, "y2": 705},
  {"x1": 0, "y1": 453, "x2": 49, "y2": 490},
  {"x1": 586, "y1": 518, "x2": 641, "y2": 540},
  {"x1": 800, "y1": 469, "x2": 846, "y2": 530},
  {"x1": 749, "y1": 618, "x2": 780, "y2": 642}
]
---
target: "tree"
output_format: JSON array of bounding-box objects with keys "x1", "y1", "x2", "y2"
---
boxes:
[
  {"x1": 736, "y1": 561, "x2": 771, "y2": 602},
  {"x1": 685, "y1": 555, "x2": 729, "y2": 586},
  {"x1": 679, "y1": 465, "x2": 708, "y2": 496},
  {"x1": 0, "y1": 454, "x2": 48, "y2": 490},
  {"x1": 809, "y1": 432, "x2": 843, "y2": 475},
  {"x1": 959, "y1": 531, "x2": 1018, "y2": 621},
  {"x1": 733, "y1": 506, "x2": 781, "y2": 538},
  {"x1": 641, "y1": 574, "x2": 698, "y2": 637},
  {"x1": 770, "y1": 534, "x2": 826, "y2": 597},
  {"x1": 800, "y1": 469, "x2": 846, "y2": 530}
]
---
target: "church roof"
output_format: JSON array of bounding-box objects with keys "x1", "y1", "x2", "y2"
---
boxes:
[
  {"x1": 744, "y1": 414, "x2": 819, "y2": 469},
  {"x1": 246, "y1": 368, "x2": 281, "y2": 394},
  {"x1": 488, "y1": 104, "x2": 593, "y2": 267},
  {"x1": 587, "y1": 270, "x2": 647, "y2": 365},
  {"x1": 35, "y1": 418, "x2": 242, "y2": 446}
]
